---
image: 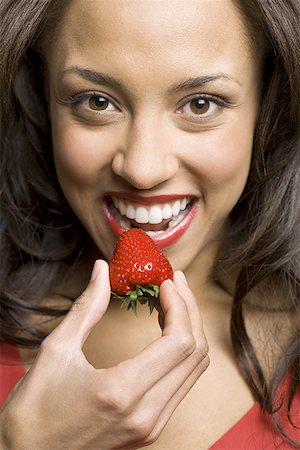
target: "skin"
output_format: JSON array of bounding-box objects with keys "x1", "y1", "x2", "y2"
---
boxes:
[
  {"x1": 0, "y1": 1, "x2": 264, "y2": 449},
  {"x1": 48, "y1": 0, "x2": 261, "y2": 273}
]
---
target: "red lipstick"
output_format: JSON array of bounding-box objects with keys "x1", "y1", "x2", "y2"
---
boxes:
[{"x1": 105, "y1": 191, "x2": 190, "y2": 204}]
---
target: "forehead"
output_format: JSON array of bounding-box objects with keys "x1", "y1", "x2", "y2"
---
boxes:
[{"x1": 46, "y1": 0, "x2": 254, "y2": 85}]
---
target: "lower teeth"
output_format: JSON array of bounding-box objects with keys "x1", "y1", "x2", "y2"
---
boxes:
[
  {"x1": 146, "y1": 230, "x2": 166, "y2": 236},
  {"x1": 119, "y1": 218, "x2": 131, "y2": 229},
  {"x1": 168, "y1": 211, "x2": 186, "y2": 228}
]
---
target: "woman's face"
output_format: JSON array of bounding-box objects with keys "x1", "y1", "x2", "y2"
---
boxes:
[{"x1": 47, "y1": 0, "x2": 260, "y2": 271}]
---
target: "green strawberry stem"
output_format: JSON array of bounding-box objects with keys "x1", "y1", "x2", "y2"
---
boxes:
[{"x1": 111, "y1": 284, "x2": 160, "y2": 315}]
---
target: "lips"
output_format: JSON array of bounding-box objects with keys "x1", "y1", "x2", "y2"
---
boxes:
[{"x1": 102, "y1": 192, "x2": 200, "y2": 248}]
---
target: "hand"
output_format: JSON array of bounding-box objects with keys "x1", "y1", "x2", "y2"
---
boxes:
[{"x1": 0, "y1": 260, "x2": 209, "y2": 450}]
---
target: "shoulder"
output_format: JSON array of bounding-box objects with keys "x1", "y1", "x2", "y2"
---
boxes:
[{"x1": 274, "y1": 368, "x2": 300, "y2": 446}]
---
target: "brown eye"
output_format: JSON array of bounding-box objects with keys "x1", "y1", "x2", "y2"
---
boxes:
[
  {"x1": 88, "y1": 96, "x2": 109, "y2": 111},
  {"x1": 190, "y1": 98, "x2": 210, "y2": 114}
]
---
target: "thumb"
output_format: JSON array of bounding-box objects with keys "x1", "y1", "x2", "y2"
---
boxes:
[{"x1": 52, "y1": 259, "x2": 111, "y2": 347}]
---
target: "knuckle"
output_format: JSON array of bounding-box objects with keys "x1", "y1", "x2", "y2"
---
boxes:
[
  {"x1": 69, "y1": 291, "x2": 88, "y2": 313},
  {"x1": 126, "y1": 413, "x2": 155, "y2": 442},
  {"x1": 143, "y1": 428, "x2": 161, "y2": 446},
  {"x1": 176, "y1": 334, "x2": 196, "y2": 358},
  {"x1": 203, "y1": 354, "x2": 210, "y2": 370},
  {"x1": 39, "y1": 335, "x2": 64, "y2": 358},
  {"x1": 98, "y1": 385, "x2": 132, "y2": 417},
  {"x1": 195, "y1": 338, "x2": 209, "y2": 360}
]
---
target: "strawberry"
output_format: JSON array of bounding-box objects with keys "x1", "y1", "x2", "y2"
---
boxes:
[{"x1": 109, "y1": 228, "x2": 173, "y2": 314}]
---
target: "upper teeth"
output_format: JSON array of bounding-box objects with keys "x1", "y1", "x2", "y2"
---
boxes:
[{"x1": 112, "y1": 197, "x2": 191, "y2": 225}]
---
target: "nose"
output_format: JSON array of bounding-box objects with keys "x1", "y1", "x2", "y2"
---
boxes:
[{"x1": 112, "y1": 115, "x2": 179, "y2": 189}]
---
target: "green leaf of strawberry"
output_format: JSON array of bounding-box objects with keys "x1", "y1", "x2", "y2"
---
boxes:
[{"x1": 109, "y1": 229, "x2": 173, "y2": 314}]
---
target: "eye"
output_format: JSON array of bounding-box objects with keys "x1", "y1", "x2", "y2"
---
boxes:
[
  {"x1": 64, "y1": 91, "x2": 122, "y2": 123},
  {"x1": 67, "y1": 92, "x2": 119, "y2": 116},
  {"x1": 88, "y1": 96, "x2": 113, "y2": 111},
  {"x1": 189, "y1": 98, "x2": 210, "y2": 115},
  {"x1": 180, "y1": 97, "x2": 218, "y2": 117}
]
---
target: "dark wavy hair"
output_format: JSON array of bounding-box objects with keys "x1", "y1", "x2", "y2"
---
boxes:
[{"x1": 1, "y1": 0, "x2": 299, "y2": 445}]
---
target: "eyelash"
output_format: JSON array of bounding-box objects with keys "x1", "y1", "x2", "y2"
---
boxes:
[
  {"x1": 66, "y1": 91, "x2": 119, "y2": 113},
  {"x1": 177, "y1": 94, "x2": 230, "y2": 121},
  {"x1": 65, "y1": 91, "x2": 230, "y2": 122}
]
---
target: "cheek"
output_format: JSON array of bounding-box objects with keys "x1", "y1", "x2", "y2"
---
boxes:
[
  {"x1": 181, "y1": 121, "x2": 253, "y2": 203},
  {"x1": 51, "y1": 115, "x2": 114, "y2": 188},
  {"x1": 203, "y1": 128, "x2": 252, "y2": 188}
]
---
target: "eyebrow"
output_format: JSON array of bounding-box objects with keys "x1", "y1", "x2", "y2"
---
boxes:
[
  {"x1": 61, "y1": 67, "x2": 123, "y2": 90},
  {"x1": 61, "y1": 66, "x2": 241, "y2": 92},
  {"x1": 169, "y1": 74, "x2": 241, "y2": 91}
]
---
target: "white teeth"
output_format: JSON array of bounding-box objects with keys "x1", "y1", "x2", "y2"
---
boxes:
[
  {"x1": 167, "y1": 211, "x2": 186, "y2": 229},
  {"x1": 126, "y1": 204, "x2": 135, "y2": 220},
  {"x1": 162, "y1": 203, "x2": 173, "y2": 219},
  {"x1": 149, "y1": 206, "x2": 163, "y2": 224},
  {"x1": 146, "y1": 231, "x2": 156, "y2": 236},
  {"x1": 180, "y1": 198, "x2": 187, "y2": 210},
  {"x1": 168, "y1": 219, "x2": 177, "y2": 228},
  {"x1": 135, "y1": 207, "x2": 149, "y2": 224},
  {"x1": 119, "y1": 200, "x2": 126, "y2": 215},
  {"x1": 111, "y1": 196, "x2": 193, "y2": 226},
  {"x1": 146, "y1": 230, "x2": 165, "y2": 236},
  {"x1": 172, "y1": 200, "x2": 181, "y2": 216},
  {"x1": 119, "y1": 218, "x2": 131, "y2": 229}
]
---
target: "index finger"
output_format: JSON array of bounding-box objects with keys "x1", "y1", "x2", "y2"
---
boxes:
[{"x1": 173, "y1": 271, "x2": 206, "y2": 341}]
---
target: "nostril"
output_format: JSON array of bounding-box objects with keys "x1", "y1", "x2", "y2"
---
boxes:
[
  {"x1": 111, "y1": 152, "x2": 124, "y2": 177},
  {"x1": 111, "y1": 148, "x2": 179, "y2": 190}
]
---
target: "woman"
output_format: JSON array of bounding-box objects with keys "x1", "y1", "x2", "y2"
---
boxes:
[{"x1": 1, "y1": 0, "x2": 299, "y2": 448}]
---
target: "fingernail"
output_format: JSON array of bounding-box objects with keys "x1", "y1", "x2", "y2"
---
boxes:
[
  {"x1": 90, "y1": 260, "x2": 100, "y2": 282},
  {"x1": 177, "y1": 271, "x2": 188, "y2": 285}
]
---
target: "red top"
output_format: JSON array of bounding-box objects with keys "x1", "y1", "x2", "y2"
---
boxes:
[{"x1": 1, "y1": 342, "x2": 299, "y2": 448}]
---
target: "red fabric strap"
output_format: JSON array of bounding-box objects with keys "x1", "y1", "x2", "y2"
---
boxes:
[{"x1": 0, "y1": 342, "x2": 26, "y2": 407}]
